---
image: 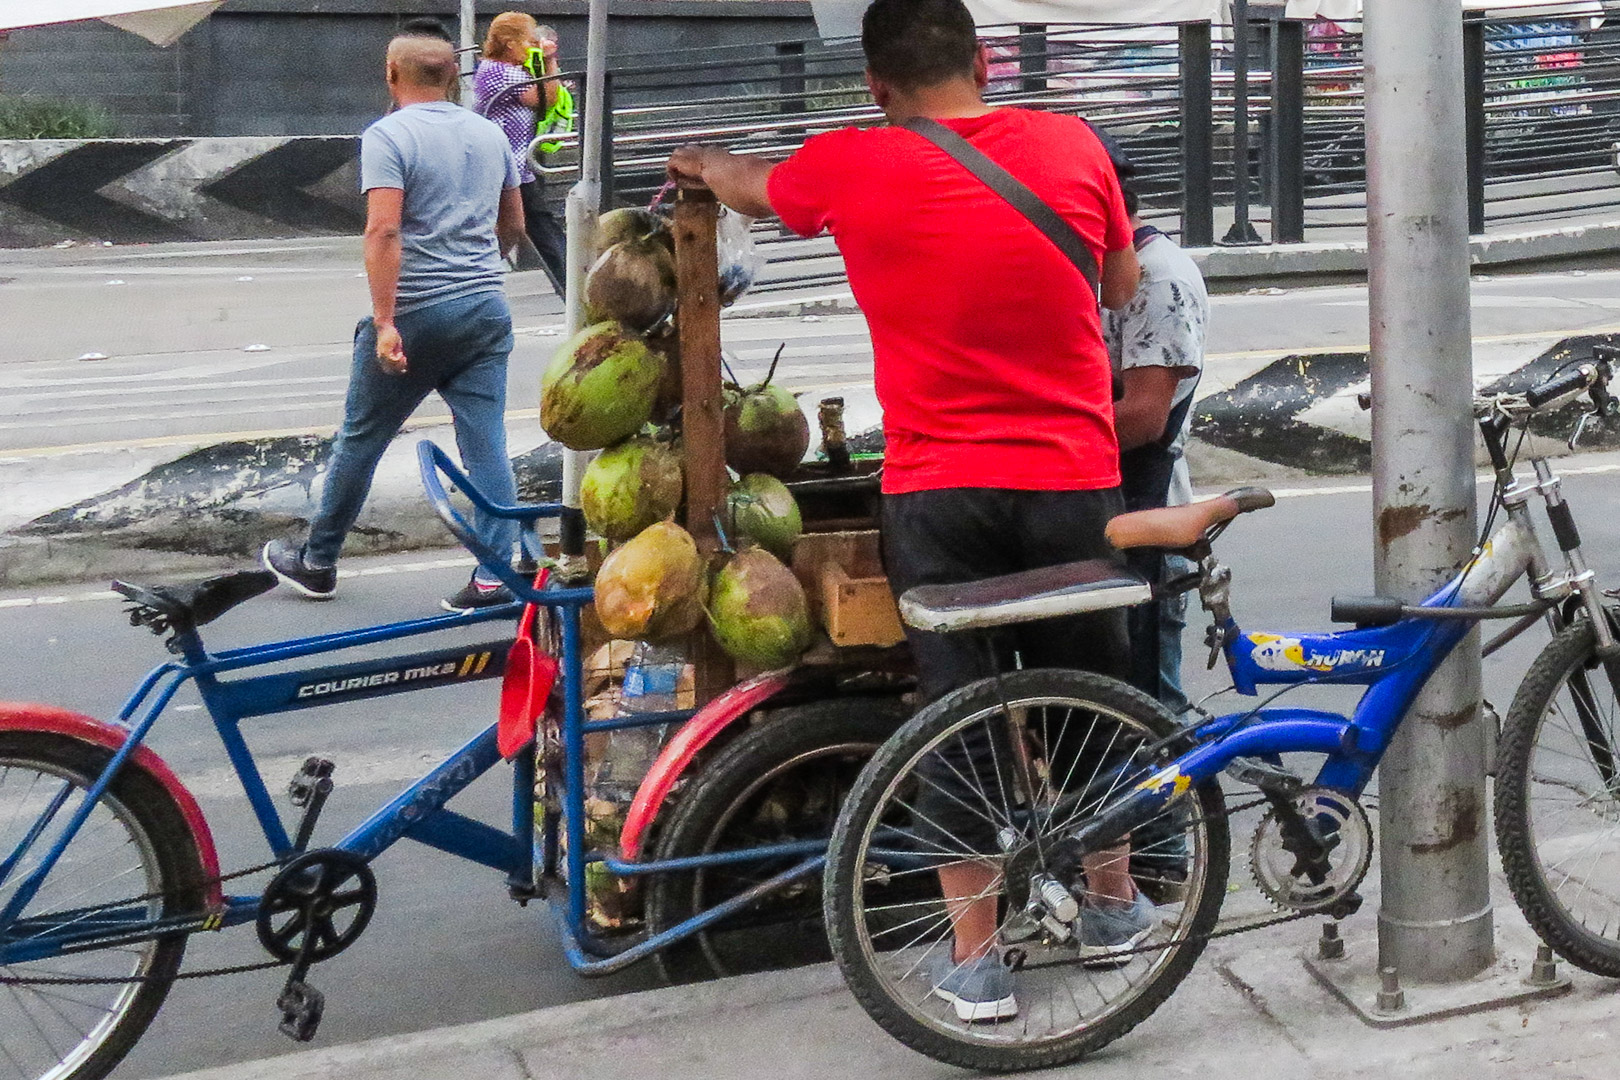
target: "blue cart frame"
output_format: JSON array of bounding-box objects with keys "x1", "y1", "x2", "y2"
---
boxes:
[{"x1": 0, "y1": 441, "x2": 825, "y2": 979}]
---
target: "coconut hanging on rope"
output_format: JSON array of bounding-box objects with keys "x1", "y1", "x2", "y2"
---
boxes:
[
  {"x1": 541, "y1": 321, "x2": 663, "y2": 450},
  {"x1": 591, "y1": 207, "x2": 673, "y2": 261},
  {"x1": 582, "y1": 433, "x2": 684, "y2": 542},
  {"x1": 586, "y1": 236, "x2": 678, "y2": 336},
  {"x1": 727, "y1": 473, "x2": 802, "y2": 561},
  {"x1": 723, "y1": 344, "x2": 810, "y2": 478},
  {"x1": 594, "y1": 520, "x2": 708, "y2": 643},
  {"x1": 706, "y1": 545, "x2": 813, "y2": 670}
]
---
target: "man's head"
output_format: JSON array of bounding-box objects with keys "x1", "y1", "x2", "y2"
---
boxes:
[
  {"x1": 861, "y1": 0, "x2": 986, "y2": 108},
  {"x1": 1094, "y1": 125, "x2": 1140, "y2": 221},
  {"x1": 386, "y1": 34, "x2": 459, "y2": 103}
]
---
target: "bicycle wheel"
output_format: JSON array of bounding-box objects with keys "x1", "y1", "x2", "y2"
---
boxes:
[
  {"x1": 824, "y1": 668, "x2": 1229, "y2": 1073},
  {"x1": 645, "y1": 696, "x2": 910, "y2": 983},
  {"x1": 0, "y1": 731, "x2": 206, "y2": 1080},
  {"x1": 1496, "y1": 616, "x2": 1620, "y2": 975}
]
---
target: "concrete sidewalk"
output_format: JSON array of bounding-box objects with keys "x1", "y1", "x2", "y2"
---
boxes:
[{"x1": 147, "y1": 908, "x2": 1620, "y2": 1080}]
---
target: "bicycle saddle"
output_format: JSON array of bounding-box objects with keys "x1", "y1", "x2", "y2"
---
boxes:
[
  {"x1": 1106, "y1": 487, "x2": 1276, "y2": 552},
  {"x1": 898, "y1": 560, "x2": 1152, "y2": 634},
  {"x1": 112, "y1": 570, "x2": 277, "y2": 637}
]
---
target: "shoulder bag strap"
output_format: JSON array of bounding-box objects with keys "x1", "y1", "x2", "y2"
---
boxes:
[{"x1": 900, "y1": 115, "x2": 1101, "y2": 298}]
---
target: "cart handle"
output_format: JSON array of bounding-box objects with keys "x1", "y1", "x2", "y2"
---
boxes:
[{"x1": 416, "y1": 440, "x2": 593, "y2": 608}]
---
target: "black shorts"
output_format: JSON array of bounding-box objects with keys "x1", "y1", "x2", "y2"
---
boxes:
[{"x1": 882, "y1": 487, "x2": 1131, "y2": 855}]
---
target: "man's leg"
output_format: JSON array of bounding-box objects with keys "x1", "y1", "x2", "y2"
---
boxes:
[
  {"x1": 882, "y1": 490, "x2": 1021, "y2": 971},
  {"x1": 303, "y1": 317, "x2": 434, "y2": 568},
  {"x1": 1158, "y1": 554, "x2": 1194, "y2": 716},
  {"x1": 435, "y1": 293, "x2": 520, "y2": 584}
]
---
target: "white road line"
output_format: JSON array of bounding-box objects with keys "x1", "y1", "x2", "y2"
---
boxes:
[{"x1": 0, "y1": 559, "x2": 476, "y2": 610}]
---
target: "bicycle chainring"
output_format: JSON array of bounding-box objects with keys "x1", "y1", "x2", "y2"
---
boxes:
[
  {"x1": 256, "y1": 849, "x2": 378, "y2": 963},
  {"x1": 1248, "y1": 787, "x2": 1371, "y2": 914}
]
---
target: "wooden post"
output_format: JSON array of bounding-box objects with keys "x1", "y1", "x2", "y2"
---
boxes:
[{"x1": 671, "y1": 184, "x2": 734, "y2": 701}]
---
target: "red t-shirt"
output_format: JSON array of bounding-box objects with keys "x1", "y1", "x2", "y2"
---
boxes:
[{"x1": 767, "y1": 107, "x2": 1131, "y2": 494}]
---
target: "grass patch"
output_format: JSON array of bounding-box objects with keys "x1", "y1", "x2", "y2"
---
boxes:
[{"x1": 0, "y1": 96, "x2": 117, "y2": 139}]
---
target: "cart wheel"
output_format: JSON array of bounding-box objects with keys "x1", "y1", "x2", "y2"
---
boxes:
[{"x1": 644, "y1": 696, "x2": 910, "y2": 983}]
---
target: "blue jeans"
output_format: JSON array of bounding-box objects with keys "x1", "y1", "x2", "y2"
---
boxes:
[
  {"x1": 305, "y1": 290, "x2": 518, "y2": 578},
  {"x1": 1159, "y1": 556, "x2": 1193, "y2": 717}
]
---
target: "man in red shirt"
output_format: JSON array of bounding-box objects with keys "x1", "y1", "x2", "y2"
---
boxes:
[{"x1": 667, "y1": 0, "x2": 1140, "y2": 1021}]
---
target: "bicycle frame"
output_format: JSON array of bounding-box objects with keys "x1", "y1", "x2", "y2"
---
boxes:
[
  {"x1": 0, "y1": 445, "x2": 827, "y2": 978},
  {"x1": 1075, "y1": 443, "x2": 1610, "y2": 854}
]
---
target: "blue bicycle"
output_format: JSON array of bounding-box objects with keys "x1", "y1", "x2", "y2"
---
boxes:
[
  {"x1": 0, "y1": 442, "x2": 911, "y2": 1080},
  {"x1": 824, "y1": 351, "x2": 1620, "y2": 1071}
]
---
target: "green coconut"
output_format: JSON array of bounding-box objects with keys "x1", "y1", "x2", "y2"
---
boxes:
[
  {"x1": 541, "y1": 322, "x2": 663, "y2": 450},
  {"x1": 586, "y1": 237, "x2": 678, "y2": 335},
  {"x1": 591, "y1": 207, "x2": 672, "y2": 260},
  {"x1": 727, "y1": 473, "x2": 802, "y2": 561},
  {"x1": 594, "y1": 520, "x2": 707, "y2": 643},
  {"x1": 706, "y1": 545, "x2": 813, "y2": 669},
  {"x1": 583, "y1": 435, "x2": 684, "y2": 542},
  {"x1": 724, "y1": 346, "x2": 810, "y2": 478}
]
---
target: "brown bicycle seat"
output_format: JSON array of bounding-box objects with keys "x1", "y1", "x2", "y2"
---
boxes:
[{"x1": 1106, "y1": 487, "x2": 1276, "y2": 552}]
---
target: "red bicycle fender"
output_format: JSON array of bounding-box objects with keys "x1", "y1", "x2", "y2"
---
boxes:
[
  {"x1": 0, "y1": 702, "x2": 224, "y2": 909},
  {"x1": 617, "y1": 671, "x2": 794, "y2": 860}
]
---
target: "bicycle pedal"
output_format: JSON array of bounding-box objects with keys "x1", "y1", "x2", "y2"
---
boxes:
[
  {"x1": 288, "y1": 758, "x2": 335, "y2": 808},
  {"x1": 1225, "y1": 756, "x2": 1303, "y2": 794},
  {"x1": 276, "y1": 979, "x2": 325, "y2": 1042}
]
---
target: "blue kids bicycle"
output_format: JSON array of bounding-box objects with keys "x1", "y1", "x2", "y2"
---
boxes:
[
  {"x1": 823, "y1": 349, "x2": 1620, "y2": 1072},
  {"x1": 0, "y1": 442, "x2": 914, "y2": 1080}
]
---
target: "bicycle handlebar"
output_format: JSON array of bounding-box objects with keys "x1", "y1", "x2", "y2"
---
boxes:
[{"x1": 415, "y1": 440, "x2": 592, "y2": 609}]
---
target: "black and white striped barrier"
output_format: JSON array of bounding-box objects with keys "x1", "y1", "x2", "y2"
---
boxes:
[{"x1": 0, "y1": 137, "x2": 363, "y2": 247}]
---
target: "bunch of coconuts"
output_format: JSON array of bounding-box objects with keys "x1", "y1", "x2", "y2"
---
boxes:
[{"x1": 538, "y1": 208, "x2": 816, "y2": 671}]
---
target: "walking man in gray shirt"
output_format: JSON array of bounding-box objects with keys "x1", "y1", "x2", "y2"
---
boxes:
[{"x1": 263, "y1": 34, "x2": 527, "y2": 612}]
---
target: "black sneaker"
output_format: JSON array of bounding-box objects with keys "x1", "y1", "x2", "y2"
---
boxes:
[
  {"x1": 261, "y1": 539, "x2": 336, "y2": 600},
  {"x1": 441, "y1": 575, "x2": 515, "y2": 613}
]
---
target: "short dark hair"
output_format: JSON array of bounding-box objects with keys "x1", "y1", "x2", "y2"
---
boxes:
[
  {"x1": 401, "y1": 16, "x2": 452, "y2": 42},
  {"x1": 862, "y1": 0, "x2": 979, "y2": 92}
]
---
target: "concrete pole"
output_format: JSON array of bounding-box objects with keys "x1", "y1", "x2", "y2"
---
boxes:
[
  {"x1": 1365, "y1": 0, "x2": 1493, "y2": 982},
  {"x1": 458, "y1": 0, "x2": 476, "y2": 92},
  {"x1": 556, "y1": 0, "x2": 610, "y2": 573}
]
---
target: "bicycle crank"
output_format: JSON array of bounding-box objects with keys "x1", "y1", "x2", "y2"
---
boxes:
[
  {"x1": 257, "y1": 848, "x2": 377, "y2": 1042},
  {"x1": 1249, "y1": 787, "x2": 1370, "y2": 917}
]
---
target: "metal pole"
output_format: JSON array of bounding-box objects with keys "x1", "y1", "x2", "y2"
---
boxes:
[
  {"x1": 1267, "y1": 17, "x2": 1304, "y2": 244},
  {"x1": 459, "y1": 0, "x2": 476, "y2": 94},
  {"x1": 558, "y1": 0, "x2": 611, "y2": 574},
  {"x1": 1180, "y1": 21, "x2": 1215, "y2": 247},
  {"x1": 1366, "y1": 0, "x2": 1493, "y2": 983},
  {"x1": 1221, "y1": 0, "x2": 1263, "y2": 245}
]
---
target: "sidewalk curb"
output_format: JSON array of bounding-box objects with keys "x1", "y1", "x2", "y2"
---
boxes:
[{"x1": 149, "y1": 964, "x2": 846, "y2": 1080}]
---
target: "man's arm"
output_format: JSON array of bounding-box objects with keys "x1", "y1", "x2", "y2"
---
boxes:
[
  {"x1": 363, "y1": 186, "x2": 407, "y2": 374},
  {"x1": 1100, "y1": 246, "x2": 1141, "y2": 311},
  {"x1": 1115, "y1": 365, "x2": 1196, "y2": 450},
  {"x1": 497, "y1": 186, "x2": 526, "y2": 256},
  {"x1": 667, "y1": 145, "x2": 775, "y2": 218}
]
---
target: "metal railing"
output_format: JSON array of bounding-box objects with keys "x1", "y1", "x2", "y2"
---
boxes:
[{"x1": 531, "y1": 3, "x2": 1620, "y2": 293}]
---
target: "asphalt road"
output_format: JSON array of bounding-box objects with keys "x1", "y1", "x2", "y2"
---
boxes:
[
  {"x1": 9, "y1": 238, "x2": 1620, "y2": 456},
  {"x1": 3, "y1": 456, "x2": 1619, "y2": 1077}
]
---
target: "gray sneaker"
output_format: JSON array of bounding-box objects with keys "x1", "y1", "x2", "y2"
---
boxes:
[
  {"x1": 1077, "y1": 891, "x2": 1157, "y2": 966},
  {"x1": 926, "y1": 951, "x2": 1019, "y2": 1023},
  {"x1": 261, "y1": 539, "x2": 336, "y2": 600}
]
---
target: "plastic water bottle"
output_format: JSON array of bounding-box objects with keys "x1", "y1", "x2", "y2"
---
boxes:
[{"x1": 621, "y1": 642, "x2": 684, "y2": 714}]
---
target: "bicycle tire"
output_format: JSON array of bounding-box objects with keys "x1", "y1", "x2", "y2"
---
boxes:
[
  {"x1": 824, "y1": 668, "x2": 1229, "y2": 1073},
  {"x1": 645, "y1": 696, "x2": 909, "y2": 983},
  {"x1": 0, "y1": 731, "x2": 207, "y2": 1080},
  {"x1": 1495, "y1": 616, "x2": 1620, "y2": 976}
]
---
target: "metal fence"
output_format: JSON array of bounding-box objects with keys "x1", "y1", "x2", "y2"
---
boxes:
[{"x1": 537, "y1": 3, "x2": 1620, "y2": 294}]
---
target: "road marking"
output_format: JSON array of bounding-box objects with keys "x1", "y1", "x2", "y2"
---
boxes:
[{"x1": 0, "y1": 558, "x2": 476, "y2": 610}]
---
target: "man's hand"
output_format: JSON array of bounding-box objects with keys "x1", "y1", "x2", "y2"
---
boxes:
[
  {"x1": 666, "y1": 144, "x2": 775, "y2": 219},
  {"x1": 375, "y1": 321, "x2": 407, "y2": 375},
  {"x1": 666, "y1": 144, "x2": 720, "y2": 187}
]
